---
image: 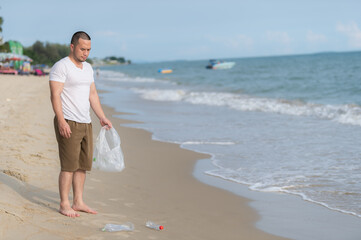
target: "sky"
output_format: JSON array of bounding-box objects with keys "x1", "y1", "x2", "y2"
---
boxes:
[{"x1": 1, "y1": 0, "x2": 361, "y2": 62}]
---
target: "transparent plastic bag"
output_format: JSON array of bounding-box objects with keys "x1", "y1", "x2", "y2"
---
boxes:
[
  {"x1": 102, "y1": 222, "x2": 134, "y2": 232},
  {"x1": 93, "y1": 126, "x2": 125, "y2": 172}
]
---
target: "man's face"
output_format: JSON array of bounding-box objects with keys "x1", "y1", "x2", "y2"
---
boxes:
[{"x1": 71, "y1": 38, "x2": 91, "y2": 62}]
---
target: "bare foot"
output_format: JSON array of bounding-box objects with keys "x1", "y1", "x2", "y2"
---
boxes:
[
  {"x1": 59, "y1": 206, "x2": 80, "y2": 218},
  {"x1": 72, "y1": 203, "x2": 97, "y2": 214}
]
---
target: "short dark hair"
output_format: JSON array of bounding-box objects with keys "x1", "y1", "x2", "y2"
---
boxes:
[{"x1": 71, "y1": 31, "x2": 91, "y2": 45}]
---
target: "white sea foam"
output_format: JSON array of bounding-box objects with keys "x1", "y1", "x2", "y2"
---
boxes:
[
  {"x1": 181, "y1": 141, "x2": 236, "y2": 145},
  {"x1": 101, "y1": 70, "x2": 159, "y2": 83},
  {"x1": 132, "y1": 88, "x2": 361, "y2": 126},
  {"x1": 133, "y1": 89, "x2": 186, "y2": 101},
  {"x1": 206, "y1": 168, "x2": 361, "y2": 218}
]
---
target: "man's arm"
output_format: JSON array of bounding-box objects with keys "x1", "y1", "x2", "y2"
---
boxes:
[
  {"x1": 89, "y1": 82, "x2": 112, "y2": 128},
  {"x1": 49, "y1": 81, "x2": 72, "y2": 138}
]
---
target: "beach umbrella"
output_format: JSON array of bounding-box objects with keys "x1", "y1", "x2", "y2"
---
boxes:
[
  {"x1": 0, "y1": 53, "x2": 33, "y2": 62},
  {"x1": 6, "y1": 54, "x2": 21, "y2": 61}
]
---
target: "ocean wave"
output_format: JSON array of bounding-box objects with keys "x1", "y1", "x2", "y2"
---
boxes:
[
  {"x1": 132, "y1": 88, "x2": 361, "y2": 126},
  {"x1": 181, "y1": 141, "x2": 236, "y2": 145},
  {"x1": 101, "y1": 70, "x2": 160, "y2": 83},
  {"x1": 206, "y1": 168, "x2": 361, "y2": 218},
  {"x1": 133, "y1": 89, "x2": 186, "y2": 101}
]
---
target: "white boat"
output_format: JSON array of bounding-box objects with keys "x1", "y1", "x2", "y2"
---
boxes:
[{"x1": 206, "y1": 59, "x2": 235, "y2": 69}]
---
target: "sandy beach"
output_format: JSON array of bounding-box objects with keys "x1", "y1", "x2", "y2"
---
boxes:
[{"x1": 0, "y1": 74, "x2": 288, "y2": 239}]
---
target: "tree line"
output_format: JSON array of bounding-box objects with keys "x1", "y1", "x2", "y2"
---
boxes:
[
  {"x1": 24, "y1": 41, "x2": 71, "y2": 66},
  {"x1": 2, "y1": 39, "x2": 132, "y2": 66}
]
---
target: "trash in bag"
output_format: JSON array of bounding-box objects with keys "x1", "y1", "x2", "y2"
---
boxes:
[{"x1": 93, "y1": 126, "x2": 125, "y2": 172}]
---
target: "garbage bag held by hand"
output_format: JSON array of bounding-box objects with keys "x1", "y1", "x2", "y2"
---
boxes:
[{"x1": 93, "y1": 127, "x2": 125, "y2": 172}]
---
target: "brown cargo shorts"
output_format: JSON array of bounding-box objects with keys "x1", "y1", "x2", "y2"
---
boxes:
[{"x1": 54, "y1": 117, "x2": 93, "y2": 172}]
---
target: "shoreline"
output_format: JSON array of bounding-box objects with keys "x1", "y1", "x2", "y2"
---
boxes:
[
  {"x1": 194, "y1": 159, "x2": 361, "y2": 240},
  {"x1": 96, "y1": 80, "x2": 361, "y2": 239},
  {"x1": 0, "y1": 74, "x2": 288, "y2": 239},
  {"x1": 92, "y1": 104, "x2": 289, "y2": 239}
]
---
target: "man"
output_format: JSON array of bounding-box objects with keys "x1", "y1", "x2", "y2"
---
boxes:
[{"x1": 49, "y1": 31, "x2": 112, "y2": 217}]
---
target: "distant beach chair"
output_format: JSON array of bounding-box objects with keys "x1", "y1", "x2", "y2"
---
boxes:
[
  {"x1": 34, "y1": 69, "x2": 45, "y2": 76},
  {"x1": 19, "y1": 62, "x2": 31, "y2": 75},
  {"x1": 0, "y1": 67, "x2": 18, "y2": 75}
]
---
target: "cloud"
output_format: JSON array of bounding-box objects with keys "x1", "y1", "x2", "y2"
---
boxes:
[
  {"x1": 229, "y1": 35, "x2": 254, "y2": 48},
  {"x1": 336, "y1": 22, "x2": 361, "y2": 47},
  {"x1": 96, "y1": 30, "x2": 120, "y2": 37},
  {"x1": 266, "y1": 31, "x2": 291, "y2": 44},
  {"x1": 119, "y1": 42, "x2": 128, "y2": 51},
  {"x1": 95, "y1": 31, "x2": 147, "y2": 40},
  {"x1": 265, "y1": 31, "x2": 292, "y2": 54},
  {"x1": 177, "y1": 45, "x2": 210, "y2": 58},
  {"x1": 206, "y1": 34, "x2": 254, "y2": 49},
  {"x1": 306, "y1": 31, "x2": 327, "y2": 43}
]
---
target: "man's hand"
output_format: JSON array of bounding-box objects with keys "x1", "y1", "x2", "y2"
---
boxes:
[
  {"x1": 100, "y1": 117, "x2": 112, "y2": 130},
  {"x1": 58, "y1": 120, "x2": 72, "y2": 138}
]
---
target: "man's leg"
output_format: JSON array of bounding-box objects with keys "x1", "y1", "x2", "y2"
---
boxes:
[
  {"x1": 59, "y1": 171, "x2": 80, "y2": 217},
  {"x1": 71, "y1": 169, "x2": 97, "y2": 214}
]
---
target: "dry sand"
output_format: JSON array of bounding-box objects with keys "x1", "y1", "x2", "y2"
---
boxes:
[{"x1": 0, "y1": 74, "x2": 288, "y2": 239}]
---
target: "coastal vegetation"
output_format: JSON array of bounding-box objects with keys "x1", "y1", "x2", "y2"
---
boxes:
[
  {"x1": 22, "y1": 42, "x2": 132, "y2": 66},
  {"x1": 0, "y1": 16, "x2": 3, "y2": 44},
  {"x1": 1, "y1": 38, "x2": 130, "y2": 66},
  {"x1": 92, "y1": 56, "x2": 131, "y2": 66},
  {"x1": 23, "y1": 41, "x2": 70, "y2": 66},
  {"x1": 104, "y1": 56, "x2": 131, "y2": 64}
]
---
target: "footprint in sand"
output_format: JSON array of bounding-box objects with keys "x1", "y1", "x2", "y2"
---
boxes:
[
  {"x1": 93, "y1": 201, "x2": 108, "y2": 207},
  {"x1": 100, "y1": 212, "x2": 127, "y2": 219},
  {"x1": 90, "y1": 178, "x2": 101, "y2": 183},
  {"x1": 0, "y1": 209, "x2": 24, "y2": 222},
  {"x1": 108, "y1": 198, "x2": 121, "y2": 202},
  {"x1": 124, "y1": 202, "x2": 135, "y2": 208},
  {"x1": 147, "y1": 236, "x2": 158, "y2": 240},
  {"x1": 2, "y1": 169, "x2": 27, "y2": 182},
  {"x1": 30, "y1": 153, "x2": 48, "y2": 162},
  {"x1": 9, "y1": 147, "x2": 20, "y2": 152}
]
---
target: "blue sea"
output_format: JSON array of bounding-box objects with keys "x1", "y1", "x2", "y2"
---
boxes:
[{"x1": 95, "y1": 52, "x2": 361, "y2": 218}]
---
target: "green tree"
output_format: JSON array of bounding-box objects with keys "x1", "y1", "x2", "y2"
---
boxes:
[
  {"x1": 117, "y1": 57, "x2": 125, "y2": 63},
  {"x1": 24, "y1": 41, "x2": 70, "y2": 66},
  {"x1": 0, "y1": 16, "x2": 4, "y2": 45},
  {"x1": 103, "y1": 56, "x2": 127, "y2": 64}
]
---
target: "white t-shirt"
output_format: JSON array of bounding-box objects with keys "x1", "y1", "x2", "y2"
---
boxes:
[{"x1": 49, "y1": 57, "x2": 94, "y2": 123}]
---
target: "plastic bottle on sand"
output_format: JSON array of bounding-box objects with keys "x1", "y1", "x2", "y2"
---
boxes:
[
  {"x1": 102, "y1": 222, "x2": 134, "y2": 232},
  {"x1": 146, "y1": 221, "x2": 164, "y2": 230}
]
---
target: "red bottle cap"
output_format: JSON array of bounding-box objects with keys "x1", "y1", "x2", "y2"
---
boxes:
[{"x1": 159, "y1": 225, "x2": 164, "y2": 230}]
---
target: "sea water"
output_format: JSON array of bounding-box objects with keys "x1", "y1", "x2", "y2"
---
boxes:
[{"x1": 95, "y1": 52, "x2": 361, "y2": 218}]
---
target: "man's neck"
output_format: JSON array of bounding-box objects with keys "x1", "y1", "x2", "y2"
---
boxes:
[{"x1": 68, "y1": 55, "x2": 83, "y2": 69}]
